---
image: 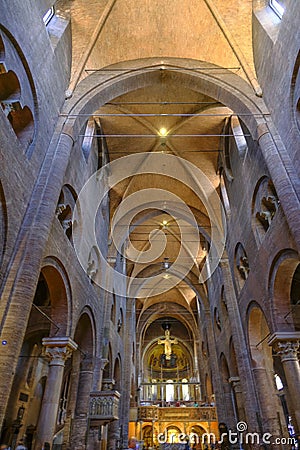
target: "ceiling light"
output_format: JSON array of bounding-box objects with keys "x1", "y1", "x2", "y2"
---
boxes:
[
  {"x1": 162, "y1": 220, "x2": 168, "y2": 226},
  {"x1": 163, "y1": 257, "x2": 170, "y2": 269},
  {"x1": 159, "y1": 127, "x2": 167, "y2": 136}
]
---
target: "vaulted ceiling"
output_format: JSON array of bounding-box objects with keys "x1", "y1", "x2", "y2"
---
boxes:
[{"x1": 60, "y1": 0, "x2": 257, "y2": 320}]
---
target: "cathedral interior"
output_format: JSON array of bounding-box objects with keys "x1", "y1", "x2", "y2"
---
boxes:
[{"x1": 0, "y1": 0, "x2": 300, "y2": 449}]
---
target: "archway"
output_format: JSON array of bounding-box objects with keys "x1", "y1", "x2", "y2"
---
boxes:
[
  {"x1": 270, "y1": 250, "x2": 300, "y2": 331},
  {"x1": 70, "y1": 311, "x2": 95, "y2": 448},
  {"x1": 1, "y1": 260, "x2": 72, "y2": 450},
  {"x1": 247, "y1": 304, "x2": 286, "y2": 442}
]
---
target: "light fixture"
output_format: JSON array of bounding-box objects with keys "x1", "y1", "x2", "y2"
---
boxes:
[
  {"x1": 163, "y1": 257, "x2": 170, "y2": 269},
  {"x1": 162, "y1": 220, "x2": 168, "y2": 227},
  {"x1": 159, "y1": 127, "x2": 167, "y2": 136}
]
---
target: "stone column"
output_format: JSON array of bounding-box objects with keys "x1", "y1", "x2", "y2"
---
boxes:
[
  {"x1": 229, "y1": 377, "x2": 246, "y2": 423},
  {"x1": 35, "y1": 337, "x2": 77, "y2": 450},
  {"x1": 220, "y1": 259, "x2": 262, "y2": 434},
  {"x1": 250, "y1": 366, "x2": 282, "y2": 443},
  {"x1": 71, "y1": 357, "x2": 94, "y2": 449},
  {"x1": 269, "y1": 332, "x2": 300, "y2": 431}
]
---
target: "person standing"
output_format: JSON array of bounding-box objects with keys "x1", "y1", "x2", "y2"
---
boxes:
[
  {"x1": 15, "y1": 441, "x2": 27, "y2": 450},
  {"x1": 126, "y1": 437, "x2": 138, "y2": 450}
]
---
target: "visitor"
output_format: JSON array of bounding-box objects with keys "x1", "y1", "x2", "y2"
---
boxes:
[
  {"x1": 126, "y1": 436, "x2": 138, "y2": 450},
  {"x1": 0, "y1": 445, "x2": 11, "y2": 450},
  {"x1": 15, "y1": 441, "x2": 27, "y2": 450},
  {"x1": 42, "y1": 443, "x2": 51, "y2": 450}
]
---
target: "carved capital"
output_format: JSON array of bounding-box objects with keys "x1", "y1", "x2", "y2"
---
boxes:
[
  {"x1": 42, "y1": 337, "x2": 78, "y2": 366},
  {"x1": 228, "y1": 377, "x2": 241, "y2": 390},
  {"x1": 275, "y1": 341, "x2": 300, "y2": 362},
  {"x1": 268, "y1": 332, "x2": 300, "y2": 362}
]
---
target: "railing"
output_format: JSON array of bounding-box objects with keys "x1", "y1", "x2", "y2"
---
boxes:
[
  {"x1": 138, "y1": 406, "x2": 217, "y2": 422},
  {"x1": 89, "y1": 390, "x2": 120, "y2": 423},
  {"x1": 139, "y1": 381, "x2": 202, "y2": 404}
]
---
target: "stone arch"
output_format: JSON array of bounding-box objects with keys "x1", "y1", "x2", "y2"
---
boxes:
[
  {"x1": 102, "y1": 343, "x2": 113, "y2": 383},
  {"x1": 74, "y1": 309, "x2": 95, "y2": 358},
  {"x1": 113, "y1": 356, "x2": 122, "y2": 392},
  {"x1": 247, "y1": 302, "x2": 272, "y2": 367},
  {"x1": 142, "y1": 424, "x2": 153, "y2": 447},
  {"x1": 73, "y1": 310, "x2": 95, "y2": 420},
  {"x1": 291, "y1": 50, "x2": 300, "y2": 132},
  {"x1": 269, "y1": 249, "x2": 300, "y2": 331},
  {"x1": 219, "y1": 353, "x2": 235, "y2": 428},
  {"x1": 0, "y1": 26, "x2": 37, "y2": 153},
  {"x1": 110, "y1": 295, "x2": 116, "y2": 324},
  {"x1": 40, "y1": 257, "x2": 71, "y2": 335},
  {"x1": 187, "y1": 424, "x2": 208, "y2": 444},
  {"x1": 65, "y1": 58, "x2": 266, "y2": 142}
]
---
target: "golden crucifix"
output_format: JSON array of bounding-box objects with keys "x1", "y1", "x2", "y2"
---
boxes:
[{"x1": 158, "y1": 329, "x2": 177, "y2": 360}]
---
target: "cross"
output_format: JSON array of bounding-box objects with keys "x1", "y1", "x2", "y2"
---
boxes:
[{"x1": 158, "y1": 329, "x2": 177, "y2": 360}]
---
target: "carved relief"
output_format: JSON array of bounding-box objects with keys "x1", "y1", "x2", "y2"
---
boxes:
[
  {"x1": 56, "y1": 185, "x2": 77, "y2": 241},
  {"x1": 252, "y1": 177, "x2": 279, "y2": 242},
  {"x1": 234, "y1": 243, "x2": 249, "y2": 291}
]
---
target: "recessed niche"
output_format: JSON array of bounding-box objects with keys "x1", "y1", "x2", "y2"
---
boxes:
[
  {"x1": 252, "y1": 177, "x2": 279, "y2": 244},
  {"x1": 234, "y1": 242, "x2": 249, "y2": 292},
  {"x1": 0, "y1": 70, "x2": 20, "y2": 101}
]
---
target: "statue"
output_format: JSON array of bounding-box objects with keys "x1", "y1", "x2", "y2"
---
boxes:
[{"x1": 158, "y1": 329, "x2": 177, "y2": 360}]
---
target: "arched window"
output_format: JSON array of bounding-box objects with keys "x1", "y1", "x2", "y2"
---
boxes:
[
  {"x1": 43, "y1": 6, "x2": 55, "y2": 25},
  {"x1": 166, "y1": 380, "x2": 174, "y2": 402},
  {"x1": 269, "y1": 0, "x2": 284, "y2": 18},
  {"x1": 274, "y1": 373, "x2": 284, "y2": 391},
  {"x1": 181, "y1": 378, "x2": 190, "y2": 401}
]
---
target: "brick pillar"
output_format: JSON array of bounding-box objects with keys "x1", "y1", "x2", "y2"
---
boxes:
[
  {"x1": 0, "y1": 131, "x2": 74, "y2": 430},
  {"x1": 220, "y1": 258, "x2": 261, "y2": 434},
  {"x1": 250, "y1": 366, "x2": 283, "y2": 446},
  {"x1": 229, "y1": 377, "x2": 246, "y2": 423},
  {"x1": 71, "y1": 357, "x2": 94, "y2": 449},
  {"x1": 34, "y1": 337, "x2": 77, "y2": 450},
  {"x1": 269, "y1": 332, "x2": 300, "y2": 432}
]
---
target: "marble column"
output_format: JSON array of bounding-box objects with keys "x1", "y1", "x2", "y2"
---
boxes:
[
  {"x1": 269, "y1": 332, "x2": 300, "y2": 432},
  {"x1": 34, "y1": 337, "x2": 77, "y2": 450}
]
